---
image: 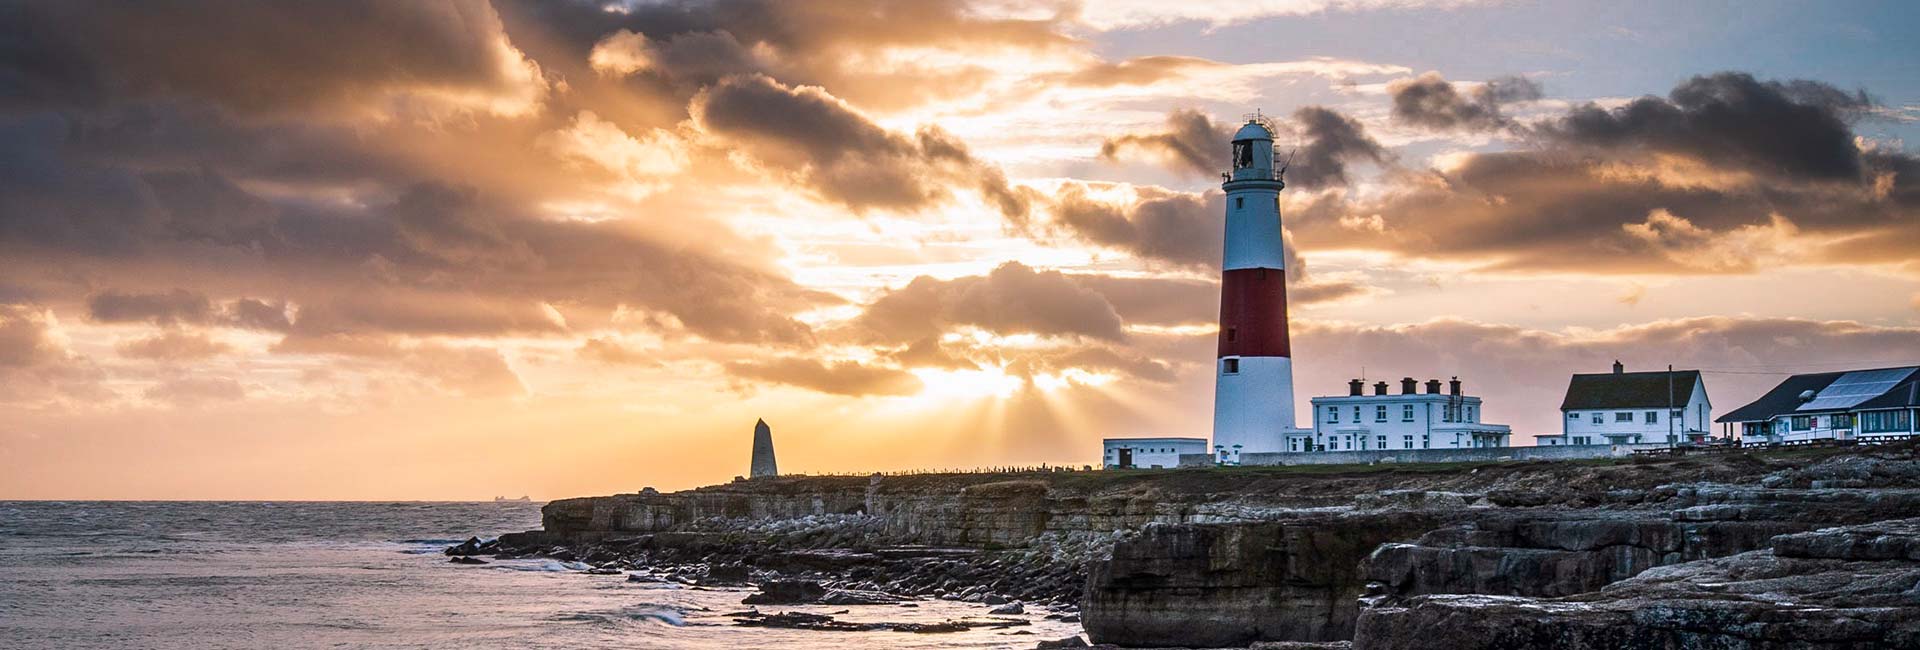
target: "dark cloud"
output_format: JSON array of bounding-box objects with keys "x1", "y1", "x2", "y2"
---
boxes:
[
  {"x1": 851, "y1": 262, "x2": 1128, "y2": 344},
  {"x1": 116, "y1": 331, "x2": 232, "y2": 361},
  {"x1": 1285, "y1": 106, "x2": 1391, "y2": 190},
  {"x1": 1051, "y1": 184, "x2": 1220, "y2": 267},
  {"x1": 227, "y1": 299, "x2": 292, "y2": 332},
  {"x1": 1541, "y1": 72, "x2": 1872, "y2": 180},
  {"x1": 1, "y1": 0, "x2": 541, "y2": 116},
  {"x1": 694, "y1": 74, "x2": 1032, "y2": 218},
  {"x1": 726, "y1": 357, "x2": 923, "y2": 397},
  {"x1": 886, "y1": 337, "x2": 979, "y2": 371},
  {"x1": 88, "y1": 290, "x2": 214, "y2": 326},
  {"x1": 1008, "y1": 347, "x2": 1177, "y2": 383},
  {"x1": 1389, "y1": 72, "x2": 1541, "y2": 132},
  {"x1": 1286, "y1": 72, "x2": 1918, "y2": 273},
  {"x1": 1096, "y1": 106, "x2": 1389, "y2": 189},
  {"x1": 1099, "y1": 109, "x2": 1230, "y2": 178}
]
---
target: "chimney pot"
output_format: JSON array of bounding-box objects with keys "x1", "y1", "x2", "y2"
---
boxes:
[
  {"x1": 1425, "y1": 379, "x2": 1442, "y2": 394},
  {"x1": 1348, "y1": 379, "x2": 1365, "y2": 397},
  {"x1": 1449, "y1": 376, "x2": 1462, "y2": 396},
  {"x1": 1401, "y1": 377, "x2": 1417, "y2": 394},
  {"x1": 1373, "y1": 381, "x2": 1388, "y2": 396}
]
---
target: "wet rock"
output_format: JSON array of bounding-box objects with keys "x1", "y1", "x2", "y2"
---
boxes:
[
  {"x1": 449, "y1": 556, "x2": 488, "y2": 565},
  {"x1": 1035, "y1": 636, "x2": 1088, "y2": 648},
  {"x1": 741, "y1": 580, "x2": 827, "y2": 605},
  {"x1": 700, "y1": 562, "x2": 752, "y2": 585},
  {"x1": 818, "y1": 588, "x2": 903, "y2": 605},
  {"x1": 984, "y1": 593, "x2": 1009, "y2": 605},
  {"x1": 444, "y1": 537, "x2": 484, "y2": 556},
  {"x1": 988, "y1": 602, "x2": 1024, "y2": 615}
]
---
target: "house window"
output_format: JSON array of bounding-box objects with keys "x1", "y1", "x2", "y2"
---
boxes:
[
  {"x1": 1833, "y1": 414, "x2": 1853, "y2": 430},
  {"x1": 1222, "y1": 358, "x2": 1239, "y2": 374},
  {"x1": 1353, "y1": 406, "x2": 1361, "y2": 422},
  {"x1": 1790, "y1": 416, "x2": 1813, "y2": 431},
  {"x1": 1861, "y1": 410, "x2": 1911, "y2": 433},
  {"x1": 1402, "y1": 405, "x2": 1414, "y2": 422},
  {"x1": 1377, "y1": 435, "x2": 1387, "y2": 448},
  {"x1": 1615, "y1": 412, "x2": 1633, "y2": 422},
  {"x1": 1466, "y1": 406, "x2": 1475, "y2": 422},
  {"x1": 1591, "y1": 413, "x2": 1603, "y2": 424},
  {"x1": 1403, "y1": 435, "x2": 1414, "y2": 449},
  {"x1": 1375, "y1": 405, "x2": 1388, "y2": 422},
  {"x1": 1644, "y1": 411, "x2": 1659, "y2": 424},
  {"x1": 1568, "y1": 412, "x2": 1579, "y2": 420},
  {"x1": 1327, "y1": 407, "x2": 1339, "y2": 423}
]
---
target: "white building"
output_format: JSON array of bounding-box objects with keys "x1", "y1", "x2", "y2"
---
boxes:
[
  {"x1": 1102, "y1": 437, "x2": 1208, "y2": 469},
  {"x1": 1539, "y1": 362, "x2": 1711, "y2": 447},
  {"x1": 1303, "y1": 377, "x2": 1513, "y2": 452},
  {"x1": 1717, "y1": 365, "x2": 1920, "y2": 444}
]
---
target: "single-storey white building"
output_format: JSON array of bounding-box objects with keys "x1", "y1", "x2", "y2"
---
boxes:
[
  {"x1": 1102, "y1": 437, "x2": 1208, "y2": 469},
  {"x1": 1717, "y1": 365, "x2": 1920, "y2": 444}
]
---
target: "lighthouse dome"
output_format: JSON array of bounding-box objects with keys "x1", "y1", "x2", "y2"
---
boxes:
[{"x1": 1232, "y1": 120, "x2": 1273, "y2": 142}]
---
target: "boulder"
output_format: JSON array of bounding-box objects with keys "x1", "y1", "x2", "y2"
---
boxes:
[
  {"x1": 741, "y1": 580, "x2": 828, "y2": 605},
  {"x1": 1035, "y1": 637, "x2": 1088, "y2": 649},
  {"x1": 449, "y1": 556, "x2": 488, "y2": 565},
  {"x1": 988, "y1": 602, "x2": 1025, "y2": 615}
]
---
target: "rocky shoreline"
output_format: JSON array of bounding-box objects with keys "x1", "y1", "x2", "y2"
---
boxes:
[{"x1": 457, "y1": 442, "x2": 1920, "y2": 649}]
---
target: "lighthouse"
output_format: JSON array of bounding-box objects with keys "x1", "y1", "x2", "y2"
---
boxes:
[{"x1": 1212, "y1": 116, "x2": 1295, "y2": 464}]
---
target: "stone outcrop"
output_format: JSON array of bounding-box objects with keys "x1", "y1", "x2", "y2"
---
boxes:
[{"x1": 1353, "y1": 518, "x2": 1920, "y2": 649}]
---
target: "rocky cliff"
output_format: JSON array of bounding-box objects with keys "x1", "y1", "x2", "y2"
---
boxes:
[{"x1": 493, "y1": 442, "x2": 1920, "y2": 649}]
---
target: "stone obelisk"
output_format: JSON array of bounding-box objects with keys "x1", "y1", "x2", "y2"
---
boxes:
[{"x1": 749, "y1": 418, "x2": 777, "y2": 479}]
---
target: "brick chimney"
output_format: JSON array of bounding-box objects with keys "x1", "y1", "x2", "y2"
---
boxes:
[{"x1": 1348, "y1": 379, "x2": 1365, "y2": 396}]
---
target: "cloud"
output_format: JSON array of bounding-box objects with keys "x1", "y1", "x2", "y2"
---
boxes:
[
  {"x1": 143, "y1": 375, "x2": 246, "y2": 406},
  {"x1": 1389, "y1": 71, "x2": 1542, "y2": 132},
  {"x1": 88, "y1": 290, "x2": 214, "y2": 326},
  {"x1": 692, "y1": 74, "x2": 1032, "y2": 218},
  {"x1": 402, "y1": 345, "x2": 526, "y2": 398},
  {"x1": 1099, "y1": 109, "x2": 1230, "y2": 177},
  {"x1": 0, "y1": 305, "x2": 63, "y2": 368},
  {"x1": 4, "y1": 0, "x2": 546, "y2": 117},
  {"x1": 1539, "y1": 72, "x2": 1871, "y2": 180},
  {"x1": 1286, "y1": 72, "x2": 1918, "y2": 274},
  {"x1": 578, "y1": 337, "x2": 657, "y2": 366},
  {"x1": 117, "y1": 331, "x2": 233, "y2": 361},
  {"x1": 726, "y1": 357, "x2": 924, "y2": 396},
  {"x1": 1284, "y1": 106, "x2": 1392, "y2": 189},
  {"x1": 851, "y1": 262, "x2": 1128, "y2": 344},
  {"x1": 1049, "y1": 183, "x2": 1220, "y2": 267}
]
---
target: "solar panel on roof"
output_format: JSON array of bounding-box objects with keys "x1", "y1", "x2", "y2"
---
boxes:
[{"x1": 1797, "y1": 367, "x2": 1917, "y2": 411}]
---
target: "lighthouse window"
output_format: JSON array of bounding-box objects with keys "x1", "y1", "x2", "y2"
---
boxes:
[
  {"x1": 1222, "y1": 358, "x2": 1239, "y2": 375},
  {"x1": 1235, "y1": 197, "x2": 1244, "y2": 209}
]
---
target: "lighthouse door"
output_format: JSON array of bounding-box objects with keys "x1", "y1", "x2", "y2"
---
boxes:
[{"x1": 1116, "y1": 448, "x2": 1134, "y2": 469}]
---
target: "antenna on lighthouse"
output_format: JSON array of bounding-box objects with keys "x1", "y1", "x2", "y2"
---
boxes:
[{"x1": 1279, "y1": 147, "x2": 1297, "y2": 177}]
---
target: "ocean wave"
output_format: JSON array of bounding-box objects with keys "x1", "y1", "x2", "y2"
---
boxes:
[
  {"x1": 490, "y1": 559, "x2": 593, "y2": 572},
  {"x1": 550, "y1": 605, "x2": 686, "y2": 628}
]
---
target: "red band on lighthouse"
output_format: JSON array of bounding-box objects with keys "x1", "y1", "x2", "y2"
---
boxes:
[{"x1": 1217, "y1": 267, "x2": 1291, "y2": 358}]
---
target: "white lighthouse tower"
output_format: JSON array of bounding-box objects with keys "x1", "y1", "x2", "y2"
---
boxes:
[{"x1": 1212, "y1": 116, "x2": 1298, "y2": 464}]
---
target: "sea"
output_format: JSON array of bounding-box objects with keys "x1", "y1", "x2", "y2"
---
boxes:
[{"x1": 0, "y1": 501, "x2": 1084, "y2": 649}]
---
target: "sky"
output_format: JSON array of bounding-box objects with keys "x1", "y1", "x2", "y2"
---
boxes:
[{"x1": 2, "y1": 0, "x2": 1918, "y2": 500}]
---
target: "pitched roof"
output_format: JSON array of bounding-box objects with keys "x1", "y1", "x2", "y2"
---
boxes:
[
  {"x1": 1716, "y1": 371, "x2": 1844, "y2": 423},
  {"x1": 1560, "y1": 370, "x2": 1702, "y2": 410},
  {"x1": 1716, "y1": 366, "x2": 1920, "y2": 422},
  {"x1": 1853, "y1": 380, "x2": 1920, "y2": 411}
]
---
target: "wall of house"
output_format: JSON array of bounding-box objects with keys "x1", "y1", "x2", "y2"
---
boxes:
[
  {"x1": 1561, "y1": 381, "x2": 1711, "y2": 443},
  {"x1": 1307, "y1": 393, "x2": 1502, "y2": 452}
]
